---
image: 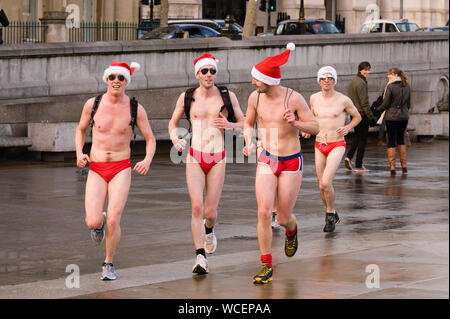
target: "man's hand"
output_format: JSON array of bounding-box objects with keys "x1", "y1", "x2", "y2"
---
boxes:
[
  {"x1": 283, "y1": 109, "x2": 296, "y2": 125},
  {"x1": 77, "y1": 154, "x2": 90, "y2": 168},
  {"x1": 172, "y1": 138, "x2": 187, "y2": 152},
  {"x1": 133, "y1": 160, "x2": 150, "y2": 176},
  {"x1": 301, "y1": 132, "x2": 311, "y2": 139},
  {"x1": 243, "y1": 143, "x2": 256, "y2": 157},
  {"x1": 336, "y1": 126, "x2": 350, "y2": 136},
  {"x1": 214, "y1": 113, "x2": 233, "y2": 129}
]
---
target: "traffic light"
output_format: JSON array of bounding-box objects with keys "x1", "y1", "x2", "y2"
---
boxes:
[
  {"x1": 259, "y1": 0, "x2": 266, "y2": 12},
  {"x1": 268, "y1": 0, "x2": 276, "y2": 12}
]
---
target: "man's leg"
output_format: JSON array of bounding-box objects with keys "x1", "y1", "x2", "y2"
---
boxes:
[
  {"x1": 203, "y1": 161, "x2": 226, "y2": 253},
  {"x1": 355, "y1": 117, "x2": 369, "y2": 168},
  {"x1": 85, "y1": 171, "x2": 108, "y2": 232},
  {"x1": 104, "y1": 167, "x2": 131, "y2": 264},
  {"x1": 277, "y1": 170, "x2": 302, "y2": 258}
]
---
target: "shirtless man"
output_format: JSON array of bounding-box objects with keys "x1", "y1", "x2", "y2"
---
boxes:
[
  {"x1": 243, "y1": 43, "x2": 319, "y2": 284},
  {"x1": 168, "y1": 53, "x2": 244, "y2": 274},
  {"x1": 75, "y1": 61, "x2": 156, "y2": 280},
  {"x1": 303, "y1": 66, "x2": 361, "y2": 232}
]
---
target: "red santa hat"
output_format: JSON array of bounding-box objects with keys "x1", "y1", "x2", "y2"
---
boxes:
[
  {"x1": 251, "y1": 42, "x2": 295, "y2": 86},
  {"x1": 194, "y1": 53, "x2": 218, "y2": 74},
  {"x1": 103, "y1": 60, "x2": 141, "y2": 86}
]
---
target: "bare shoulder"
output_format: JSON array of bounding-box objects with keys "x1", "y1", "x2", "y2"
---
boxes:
[
  {"x1": 337, "y1": 92, "x2": 353, "y2": 105},
  {"x1": 248, "y1": 90, "x2": 259, "y2": 105},
  {"x1": 310, "y1": 91, "x2": 321, "y2": 102}
]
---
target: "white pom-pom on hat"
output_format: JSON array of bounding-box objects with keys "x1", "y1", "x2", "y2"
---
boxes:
[
  {"x1": 130, "y1": 62, "x2": 141, "y2": 72},
  {"x1": 286, "y1": 42, "x2": 295, "y2": 51}
]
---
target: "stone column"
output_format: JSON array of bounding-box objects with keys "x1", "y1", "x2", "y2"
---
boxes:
[{"x1": 40, "y1": 0, "x2": 68, "y2": 42}]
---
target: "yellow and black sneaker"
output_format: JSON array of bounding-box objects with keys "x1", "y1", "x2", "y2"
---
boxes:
[
  {"x1": 252, "y1": 264, "x2": 273, "y2": 284},
  {"x1": 284, "y1": 222, "x2": 298, "y2": 257}
]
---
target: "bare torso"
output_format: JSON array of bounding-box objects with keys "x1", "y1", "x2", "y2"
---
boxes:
[
  {"x1": 255, "y1": 89, "x2": 301, "y2": 156},
  {"x1": 90, "y1": 95, "x2": 133, "y2": 162},
  {"x1": 310, "y1": 91, "x2": 348, "y2": 143},
  {"x1": 190, "y1": 87, "x2": 226, "y2": 153}
]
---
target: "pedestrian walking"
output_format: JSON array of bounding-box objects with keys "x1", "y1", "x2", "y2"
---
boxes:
[
  {"x1": 344, "y1": 61, "x2": 377, "y2": 172},
  {"x1": 375, "y1": 67, "x2": 411, "y2": 175}
]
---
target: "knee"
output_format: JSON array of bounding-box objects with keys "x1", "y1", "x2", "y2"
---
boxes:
[
  {"x1": 85, "y1": 215, "x2": 102, "y2": 230},
  {"x1": 319, "y1": 180, "x2": 331, "y2": 192},
  {"x1": 257, "y1": 208, "x2": 271, "y2": 224},
  {"x1": 191, "y1": 202, "x2": 203, "y2": 219},
  {"x1": 106, "y1": 215, "x2": 121, "y2": 232},
  {"x1": 204, "y1": 207, "x2": 216, "y2": 220}
]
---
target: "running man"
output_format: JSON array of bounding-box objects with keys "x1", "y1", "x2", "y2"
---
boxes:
[
  {"x1": 304, "y1": 66, "x2": 361, "y2": 232},
  {"x1": 243, "y1": 43, "x2": 319, "y2": 284},
  {"x1": 75, "y1": 61, "x2": 156, "y2": 280},
  {"x1": 168, "y1": 53, "x2": 245, "y2": 274}
]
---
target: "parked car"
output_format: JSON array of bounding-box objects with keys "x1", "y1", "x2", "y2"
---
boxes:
[
  {"x1": 274, "y1": 19, "x2": 340, "y2": 35},
  {"x1": 213, "y1": 19, "x2": 243, "y2": 35},
  {"x1": 140, "y1": 24, "x2": 219, "y2": 40},
  {"x1": 167, "y1": 19, "x2": 222, "y2": 33},
  {"x1": 360, "y1": 19, "x2": 420, "y2": 33},
  {"x1": 416, "y1": 26, "x2": 449, "y2": 32}
]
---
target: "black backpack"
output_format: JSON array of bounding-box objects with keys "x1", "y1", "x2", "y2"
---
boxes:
[
  {"x1": 184, "y1": 85, "x2": 236, "y2": 124},
  {"x1": 90, "y1": 94, "x2": 139, "y2": 141}
]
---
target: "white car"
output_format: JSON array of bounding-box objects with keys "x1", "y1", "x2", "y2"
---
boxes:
[{"x1": 360, "y1": 19, "x2": 420, "y2": 33}]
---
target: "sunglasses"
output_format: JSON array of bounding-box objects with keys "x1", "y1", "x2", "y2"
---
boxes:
[
  {"x1": 200, "y1": 68, "x2": 217, "y2": 75},
  {"x1": 108, "y1": 74, "x2": 125, "y2": 82},
  {"x1": 319, "y1": 76, "x2": 334, "y2": 81}
]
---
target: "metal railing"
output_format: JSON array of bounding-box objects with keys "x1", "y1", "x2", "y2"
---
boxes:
[
  {"x1": 0, "y1": 21, "x2": 46, "y2": 44},
  {"x1": 0, "y1": 21, "x2": 139, "y2": 45},
  {"x1": 68, "y1": 21, "x2": 139, "y2": 42}
]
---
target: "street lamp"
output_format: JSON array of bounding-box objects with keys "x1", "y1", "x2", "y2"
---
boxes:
[{"x1": 298, "y1": 0, "x2": 306, "y2": 34}]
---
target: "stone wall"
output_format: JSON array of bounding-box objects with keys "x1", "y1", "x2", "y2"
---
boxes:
[{"x1": 0, "y1": 32, "x2": 448, "y2": 152}]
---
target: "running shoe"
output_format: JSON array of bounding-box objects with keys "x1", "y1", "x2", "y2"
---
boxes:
[
  {"x1": 271, "y1": 212, "x2": 280, "y2": 229},
  {"x1": 323, "y1": 212, "x2": 340, "y2": 232},
  {"x1": 344, "y1": 157, "x2": 353, "y2": 170},
  {"x1": 284, "y1": 222, "x2": 298, "y2": 257},
  {"x1": 253, "y1": 264, "x2": 273, "y2": 284},
  {"x1": 90, "y1": 211, "x2": 106, "y2": 245},
  {"x1": 204, "y1": 221, "x2": 217, "y2": 254},
  {"x1": 101, "y1": 263, "x2": 117, "y2": 280},
  {"x1": 192, "y1": 254, "x2": 209, "y2": 274},
  {"x1": 354, "y1": 166, "x2": 370, "y2": 172}
]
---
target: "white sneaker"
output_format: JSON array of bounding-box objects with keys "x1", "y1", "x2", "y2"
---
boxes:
[
  {"x1": 204, "y1": 220, "x2": 217, "y2": 254},
  {"x1": 192, "y1": 254, "x2": 209, "y2": 274},
  {"x1": 271, "y1": 212, "x2": 280, "y2": 229}
]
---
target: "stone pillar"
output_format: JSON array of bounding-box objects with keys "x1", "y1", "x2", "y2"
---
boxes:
[
  {"x1": 115, "y1": 0, "x2": 133, "y2": 22},
  {"x1": 40, "y1": 0, "x2": 68, "y2": 42}
]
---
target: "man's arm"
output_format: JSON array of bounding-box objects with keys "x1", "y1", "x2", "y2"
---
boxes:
[
  {"x1": 242, "y1": 92, "x2": 258, "y2": 156},
  {"x1": 357, "y1": 80, "x2": 376, "y2": 123},
  {"x1": 133, "y1": 104, "x2": 156, "y2": 176},
  {"x1": 168, "y1": 93, "x2": 188, "y2": 152},
  {"x1": 284, "y1": 92, "x2": 320, "y2": 136},
  {"x1": 336, "y1": 96, "x2": 362, "y2": 136},
  {"x1": 75, "y1": 98, "x2": 94, "y2": 168},
  {"x1": 214, "y1": 91, "x2": 245, "y2": 130}
]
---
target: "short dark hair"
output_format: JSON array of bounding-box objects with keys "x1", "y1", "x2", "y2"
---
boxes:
[{"x1": 358, "y1": 61, "x2": 371, "y2": 72}]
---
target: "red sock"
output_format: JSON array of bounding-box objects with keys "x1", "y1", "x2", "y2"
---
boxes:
[
  {"x1": 285, "y1": 223, "x2": 297, "y2": 238},
  {"x1": 261, "y1": 254, "x2": 272, "y2": 268}
]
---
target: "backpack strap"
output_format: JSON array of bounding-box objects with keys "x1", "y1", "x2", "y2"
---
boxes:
[
  {"x1": 216, "y1": 85, "x2": 236, "y2": 123},
  {"x1": 130, "y1": 97, "x2": 138, "y2": 142},
  {"x1": 184, "y1": 87, "x2": 197, "y2": 123},
  {"x1": 90, "y1": 94, "x2": 103, "y2": 136}
]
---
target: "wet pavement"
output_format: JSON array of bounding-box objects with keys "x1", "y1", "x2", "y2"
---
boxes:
[{"x1": 0, "y1": 140, "x2": 448, "y2": 299}]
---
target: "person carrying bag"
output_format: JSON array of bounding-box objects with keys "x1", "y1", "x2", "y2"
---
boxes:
[{"x1": 375, "y1": 68, "x2": 411, "y2": 175}]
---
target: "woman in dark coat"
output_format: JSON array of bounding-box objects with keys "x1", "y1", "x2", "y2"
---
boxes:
[{"x1": 375, "y1": 68, "x2": 411, "y2": 175}]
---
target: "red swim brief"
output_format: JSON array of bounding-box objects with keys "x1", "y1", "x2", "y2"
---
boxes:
[
  {"x1": 89, "y1": 159, "x2": 131, "y2": 183},
  {"x1": 189, "y1": 147, "x2": 226, "y2": 175},
  {"x1": 315, "y1": 140, "x2": 346, "y2": 156},
  {"x1": 257, "y1": 149, "x2": 303, "y2": 177}
]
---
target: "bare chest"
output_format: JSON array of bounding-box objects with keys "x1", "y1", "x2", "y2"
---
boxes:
[
  {"x1": 190, "y1": 96, "x2": 224, "y2": 120},
  {"x1": 313, "y1": 102, "x2": 345, "y2": 120},
  {"x1": 93, "y1": 105, "x2": 131, "y2": 135}
]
